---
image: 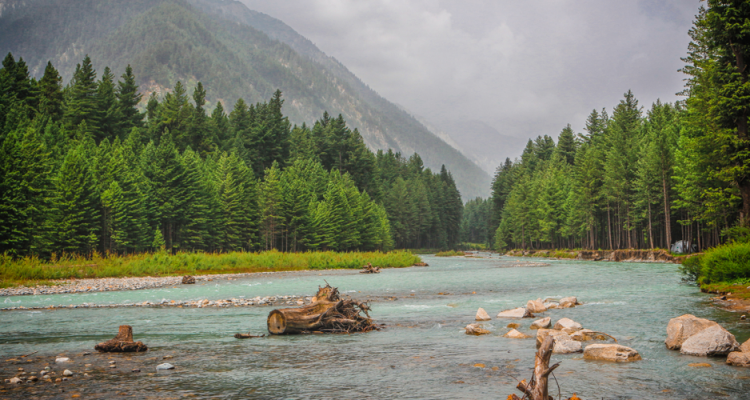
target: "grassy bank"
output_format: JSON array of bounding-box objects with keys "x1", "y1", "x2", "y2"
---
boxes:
[
  {"x1": 0, "y1": 250, "x2": 422, "y2": 288},
  {"x1": 435, "y1": 250, "x2": 465, "y2": 257}
]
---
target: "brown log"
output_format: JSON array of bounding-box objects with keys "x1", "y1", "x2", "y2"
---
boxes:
[
  {"x1": 94, "y1": 325, "x2": 148, "y2": 353},
  {"x1": 360, "y1": 263, "x2": 380, "y2": 273},
  {"x1": 267, "y1": 300, "x2": 339, "y2": 334}
]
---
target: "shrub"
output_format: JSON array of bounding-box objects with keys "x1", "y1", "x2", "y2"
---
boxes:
[
  {"x1": 698, "y1": 242, "x2": 750, "y2": 284},
  {"x1": 679, "y1": 254, "x2": 704, "y2": 282},
  {"x1": 435, "y1": 250, "x2": 465, "y2": 257}
]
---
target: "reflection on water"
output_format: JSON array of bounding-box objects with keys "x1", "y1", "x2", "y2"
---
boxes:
[{"x1": 1, "y1": 254, "x2": 750, "y2": 399}]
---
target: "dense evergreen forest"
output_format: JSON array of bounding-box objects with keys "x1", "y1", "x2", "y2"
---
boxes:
[
  {"x1": 0, "y1": 54, "x2": 463, "y2": 258},
  {"x1": 461, "y1": 4, "x2": 750, "y2": 253}
]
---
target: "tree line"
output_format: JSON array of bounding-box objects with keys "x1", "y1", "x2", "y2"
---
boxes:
[
  {"x1": 0, "y1": 54, "x2": 463, "y2": 257},
  {"x1": 477, "y1": 3, "x2": 750, "y2": 252}
]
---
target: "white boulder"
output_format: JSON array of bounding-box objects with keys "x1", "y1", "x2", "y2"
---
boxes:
[
  {"x1": 496, "y1": 307, "x2": 533, "y2": 318},
  {"x1": 584, "y1": 344, "x2": 641, "y2": 362},
  {"x1": 475, "y1": 307, "x2": 491, "y2": 321},
  {"x1": 553, "y1": 317, "x2": 582, "y2": 332},
  {"x1": 530, "y1": 317, "x2": 551, "y2": 330},
  {"x1": 680, "y1": 325, "x2": 740, "y2": 356}
]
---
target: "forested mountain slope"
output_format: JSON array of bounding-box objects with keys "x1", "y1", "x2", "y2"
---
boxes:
[{"x1": 0, "y1": 0, "x2": 491, "y2": 198}]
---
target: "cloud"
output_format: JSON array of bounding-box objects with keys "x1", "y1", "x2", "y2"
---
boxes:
[{"x1": 239, "y1": 0, "x2": 701, "y2": 166}]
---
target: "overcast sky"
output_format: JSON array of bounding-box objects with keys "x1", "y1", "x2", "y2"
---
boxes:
[{"x1": 239, "y1": 0, "x2": 701, "y2": 150}]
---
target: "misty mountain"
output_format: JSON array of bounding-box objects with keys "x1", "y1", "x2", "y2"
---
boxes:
[{"x1": 0, "y1": 0, "x2": 491, "y2": 199}]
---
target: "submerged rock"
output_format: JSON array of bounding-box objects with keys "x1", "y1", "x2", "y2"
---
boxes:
[
  {"x1": 680, "y1": 325, "x2": 739, "y2": 356},
  {"x1": 665, "y1": 314, "x2": 718, "y2": 350},
  {"x1": 536, "y1": 329, "x2": 582, "y2": 353},
  {"x1": 503, "y1": 329, "x2": 531, "y2": 339},
  {"x1": 584, "y1": 344, "x2": 641, "y2": 362},
  {"x1": 465, "y1": 323, "x2": 491, "y2": 335},
  {"x1": 553, "y1": 317, "x2": 582, "y2": 332},
  {"x1": 55, "y1": 357, "x2": 70, "y2": 363},
  {"x1": 570, "y1": 329, "x2": 611, "y2": 342},
  {"x1": 496, "y1": 307, "x2": 533, "y2": 318},
  {"x1": 475, "y1": 308, "x2": 491, "y2": 321},
  {"x1": 526, "y1": 298, "x2": 547, "y2": 313},
  {"x1": 156, "y1": 363, "x2": 175, "y2": 371},
  {"x1": 530, "y1": 317, "x2": 551, "y2": 330},
  {"x1": 559, "y1": 296, "x2": 578, "y2": 308}
]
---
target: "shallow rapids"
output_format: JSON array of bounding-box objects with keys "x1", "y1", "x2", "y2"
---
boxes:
[{"x1": 1, "y1": 254, "x2": 749, "y2": 399}]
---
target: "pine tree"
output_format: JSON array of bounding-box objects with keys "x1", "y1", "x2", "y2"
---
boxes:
[
  {"x1": 116, "y1": 65, "x2": 143, "y2": 132},
  {"x1": 64, "y1": 55, "x2": 100, "y2": 137},
  {"x1": 38, "y1": 61, "x2": 64, "y2": 121},
  {"x1": 259, "y1": 161, "x2": 284, "y2": 250},
  {"x1": 97, "y1": 66, "x2": 123, "y2": 142}
]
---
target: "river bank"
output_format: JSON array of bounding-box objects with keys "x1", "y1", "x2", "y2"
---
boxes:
[{"x1": 505, "y1": 248, "x2": 683, "y2": 263}]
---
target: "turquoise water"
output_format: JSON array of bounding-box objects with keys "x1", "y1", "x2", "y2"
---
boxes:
[{"x1": 2, "y1": 254, "x2": 749, "y2": 399}]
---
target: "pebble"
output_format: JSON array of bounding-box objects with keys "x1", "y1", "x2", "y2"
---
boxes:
[
  {"x1": 132, "y1": 368, "x2": 141, "y2": 373},
  {"x1": 55, "y1": 357, "x2": 70, "y2": 363},
  {"x1": 9, "y1": 377, "x2": 22, "y2": 384},
  {"x1": 741, "y1": 315, "x2": 747, "y2": 321},
  {"x1": 63, "y1": 370, "x2": 73, "y2": 376},
  {"x1": 156, "y1": 363, "x2": 175, "y2": 371}
]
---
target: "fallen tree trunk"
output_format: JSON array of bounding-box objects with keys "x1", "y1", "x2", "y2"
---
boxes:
[
  {"x1": 94, "y1": 325, "x2": 148, "y2": 353},
  {"x1": 267, "y1": 284, "x2": 381, "y2": 334}
]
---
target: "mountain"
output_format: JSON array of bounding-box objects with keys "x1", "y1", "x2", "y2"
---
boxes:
[{"x1": 0, "y1": 0, "x2": 491, "y2": 199}]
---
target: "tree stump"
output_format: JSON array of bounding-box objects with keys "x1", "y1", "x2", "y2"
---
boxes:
[
  {"x1": 360, "y1": 263, "x2": 381, "y2": 274},
  {"x1": 94, "y1": 325, "x2": 148, "y2": 352},
  {"x1": 509, "y1": 335, "x2": 559, "y2": 400},
  {"x1": 267, "y1": 284, "x2": 381, "y2": 334},
  {"x1": 182, "y1": 275, "x2": 196, "y2": 284}
]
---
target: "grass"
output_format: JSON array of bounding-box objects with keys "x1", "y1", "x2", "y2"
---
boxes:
[
  {"x1": 434, "y1": 250, "x2": 466, "y2": 257},
  {"x1": 0, "y1": 250, "x2": 422, "y2": 288}
]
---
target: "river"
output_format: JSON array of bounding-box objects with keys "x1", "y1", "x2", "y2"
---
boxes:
[{"x1": 1, "y1": 254, "x2": 749, "y2": 399}]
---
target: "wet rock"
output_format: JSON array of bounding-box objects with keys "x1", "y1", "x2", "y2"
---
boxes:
[
  {"x1": 9, "y1": 377, "x2": 22, "y2": 384},
  {"x1": 503, "y1": 329, "x2": 531, "y2": 339},
  {"x1": 28, "y1": 376, "x2": 38, "y2": 382},
  {"x1": 132, "y1": 368, "x2": 141, "y2": 373},
  {"x1": 156, "y1": 363, "x2": 175, "y2": 370},
  {"x1": 465, "y1": 323, "x2": 491, "y2": 335},
  {"x1": 55, "y1": 357, "x2": 70, "y2": 363},
  {"x1": 553, "y1": 317, "x2": 582, "y2": 332},
  {"x1": 570, "y1": 329, "x2": 611, "y2": 342},
  {"x1": 584, "y1": 344, "x2": 641, "y2": 362},
  {"x1": 665, "y1": 314, "x2": 718, "y2": 350},
  {"x1": 559, "y1": 296, "x2": 578, "y2": 308},
  {"x1": 530, "y1": 317, "x2": 551, "y2": 330},
  {"x1": 475, "y1": 307, "x2": 491, "y2": 321},
  {"x1": 63, "y1": 370, "x2": 73, "y2": 376},
  {"x1": 526, "y1": 298, "x2": 547, "y2": 313},
  {"x1": 680, "y1": 325, "x2": 740, "y2": 356},
  {"x1": 727, "y1": 352, "x2": 750, "y2": 367},
  {"x1": 543, "y1": 302, "x2": 559, "y2": 309},
  {"x1": 740, "y1": 338, "x2": 750, "y2": 353},
  {"x1": 496, "y1": 307, "x2": 533, "y2": 318}
]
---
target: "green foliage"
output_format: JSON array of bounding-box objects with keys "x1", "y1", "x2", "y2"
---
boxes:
[
  {"x1": 698, "y1": 242, "x2": 750, "y2": 284},
  {"x1": 679, "y1": 254, "x2": 704, "y2": 282},
  {"x1": 435, "y1": 250, "x2": 465, "y2": 257}
]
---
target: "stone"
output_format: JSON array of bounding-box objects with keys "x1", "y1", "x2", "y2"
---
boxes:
[
  {"x1": 543, "y1": 302, "x2": 559, "y2": 309},
  {"x1": 506, "y1": 323, "x2": 520, "y2": 329},
  {"x1": 63, "y1": 370, "x2": 73, "y2": 376},
  {"x1": 665, "y1": 314, "x2": 718, "y2": 350},
  {"x1": 535, "y1": 329, "x2": 582, "y2": 353},
  {"x1": 559, "y1": 296, "x2": 578, "y2": 308},
  {"x1": 553, "y1": 317, "x2": 582, "y2": 332},
  {"x1": 156, "y1": 363, "x2": 175, "y2": 371},
  {"x1": 475, "y1": 307, "x2": 491, "y2": 321},
  {"x1": 28, "y1": 376, "x2": 38, "y2": 382},
  {"x1": 727, "y1": 352, "x2": 750, "y2": 367},
  {"x1": 526, "y1": 298, "x2": 547, "y2": 313},
  {"x1": 55, "y1": 357, "x2": 70, "y2": 363},
  {"x1": 496, "y1": 307, "x2": 533, "y2": 318},
  {"x1": 530, "y1": 317, "x2": 551, "y2": 330},
  {"x1": 680, "y1": 325, "x2": 740, "y2": 356},
  {"x1": 688, "y1": 363, "x2": 712, "y2": 367},
  {"x1": 9, "y1": 377, "x2": 22, "y2": 384},
  {"x1": 465, "y1": 323, "x2": 491, "y2": 335},
  {"x1": 740, "y1": 338, "x2": 750, "y2": 353},
  {"x1": 584, "y1": 344, "x2": 641, "y2": 362},
  {"x1": 503, "y1": 329, "x2": 531, "y2": 339},
  {"x1": 570, "y1": 329, "x2": 610, "y2": 342}
]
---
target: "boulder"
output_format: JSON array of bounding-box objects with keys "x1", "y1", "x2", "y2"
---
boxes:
[
  {"x1": 570, "y1": 329, "x2": 611, "y2": 342},
  {"x1": 741, "y1": 338, "x2": 750, "y2": 353},
  {"x1": 553, "y1": 317, "x2": 582, "y2": 332},
  {"x1": 665, "y1": 314, "x2": 718, "y2": 350},
  {"x1": 496, "y1": 307, "x2": 533, "y2": 318},
  {"x1": 530, "y1": 317, "x2": 551, "y2": 330},
  {"x1": 526, "y1": 298, "x2": 547, "y2": 313},
  {"x1": 543, "y1": 302, "x2": 559, "y2": 310},
  {"x1": 465, "y1": 323, "x2": 491, "y2": 335},
  {"x1": 584, "y1": 344, "x2": 641, "y2": 362},
  {"x1": 475, "y1": 307, "x2": 491, "y2": 321},
  {"x1": 727, "y1": 351, "x2": 750, "y2": 367},
  {"x1": 679, "y1": 325, "x2": 740, "y2": 356},
  {"x1": 504, "y1": 329, "x2": 531, "y2": 339},
  {"x1": 559, "y1": 296, "x2": 578, "y2": 308},
  {"x1": 536, "y1": 329, "x2": 581, "y2": 353}
]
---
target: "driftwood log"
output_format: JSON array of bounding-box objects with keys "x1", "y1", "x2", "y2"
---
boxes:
[
  {"x1": 182, "y1": 275, "x2": 196, "y2": 284},
  {"x1": 267, "y1": 284, "x2": 381, "y2": 334},
  {"x1": 360, "y1": 263, "x2": 380, "y2": 274},
  {"x1": 94, "y1": 325, "x2": 148, "y2": 352}
]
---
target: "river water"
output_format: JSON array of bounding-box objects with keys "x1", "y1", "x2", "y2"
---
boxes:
[{"x1": 1, "y1": 254, "x2": 749, "y2": 399}]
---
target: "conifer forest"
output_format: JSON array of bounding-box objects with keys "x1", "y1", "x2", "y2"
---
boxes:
[{"x1": 0, "y1": 54, "x2": 463, "y2": 258}]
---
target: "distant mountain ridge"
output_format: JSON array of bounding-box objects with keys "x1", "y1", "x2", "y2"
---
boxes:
[{"x1": 0, "y1": 0, "x2": 491, "y2": 198}]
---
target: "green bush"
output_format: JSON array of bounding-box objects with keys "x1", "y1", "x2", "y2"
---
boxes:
[
  {"x1": 435, "y1": 250, "x2": 465, "y2": 257},
  {"x1": 698, "y1": 242, "x2": 750, "y2": 284},
  {"x1": 679, "y1": 254, "x2": 704, "y2": 281}
]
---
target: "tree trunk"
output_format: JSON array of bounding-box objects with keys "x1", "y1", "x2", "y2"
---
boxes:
[
  {"x1": 510, "y1": 335, "x2": 559, "y2": 400},
  {"x1": 647, "y1": 199, "x2": 654, "y2": 249},
  {"x1": 662, "y1": 172, "x2": 672, "y2": 248},
  {"x1": 94, "y1": 325, "x2": 148, "y2": 353},
  {"x1": 607, "y1": 203, "x2": 613, "y2": 250}
]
